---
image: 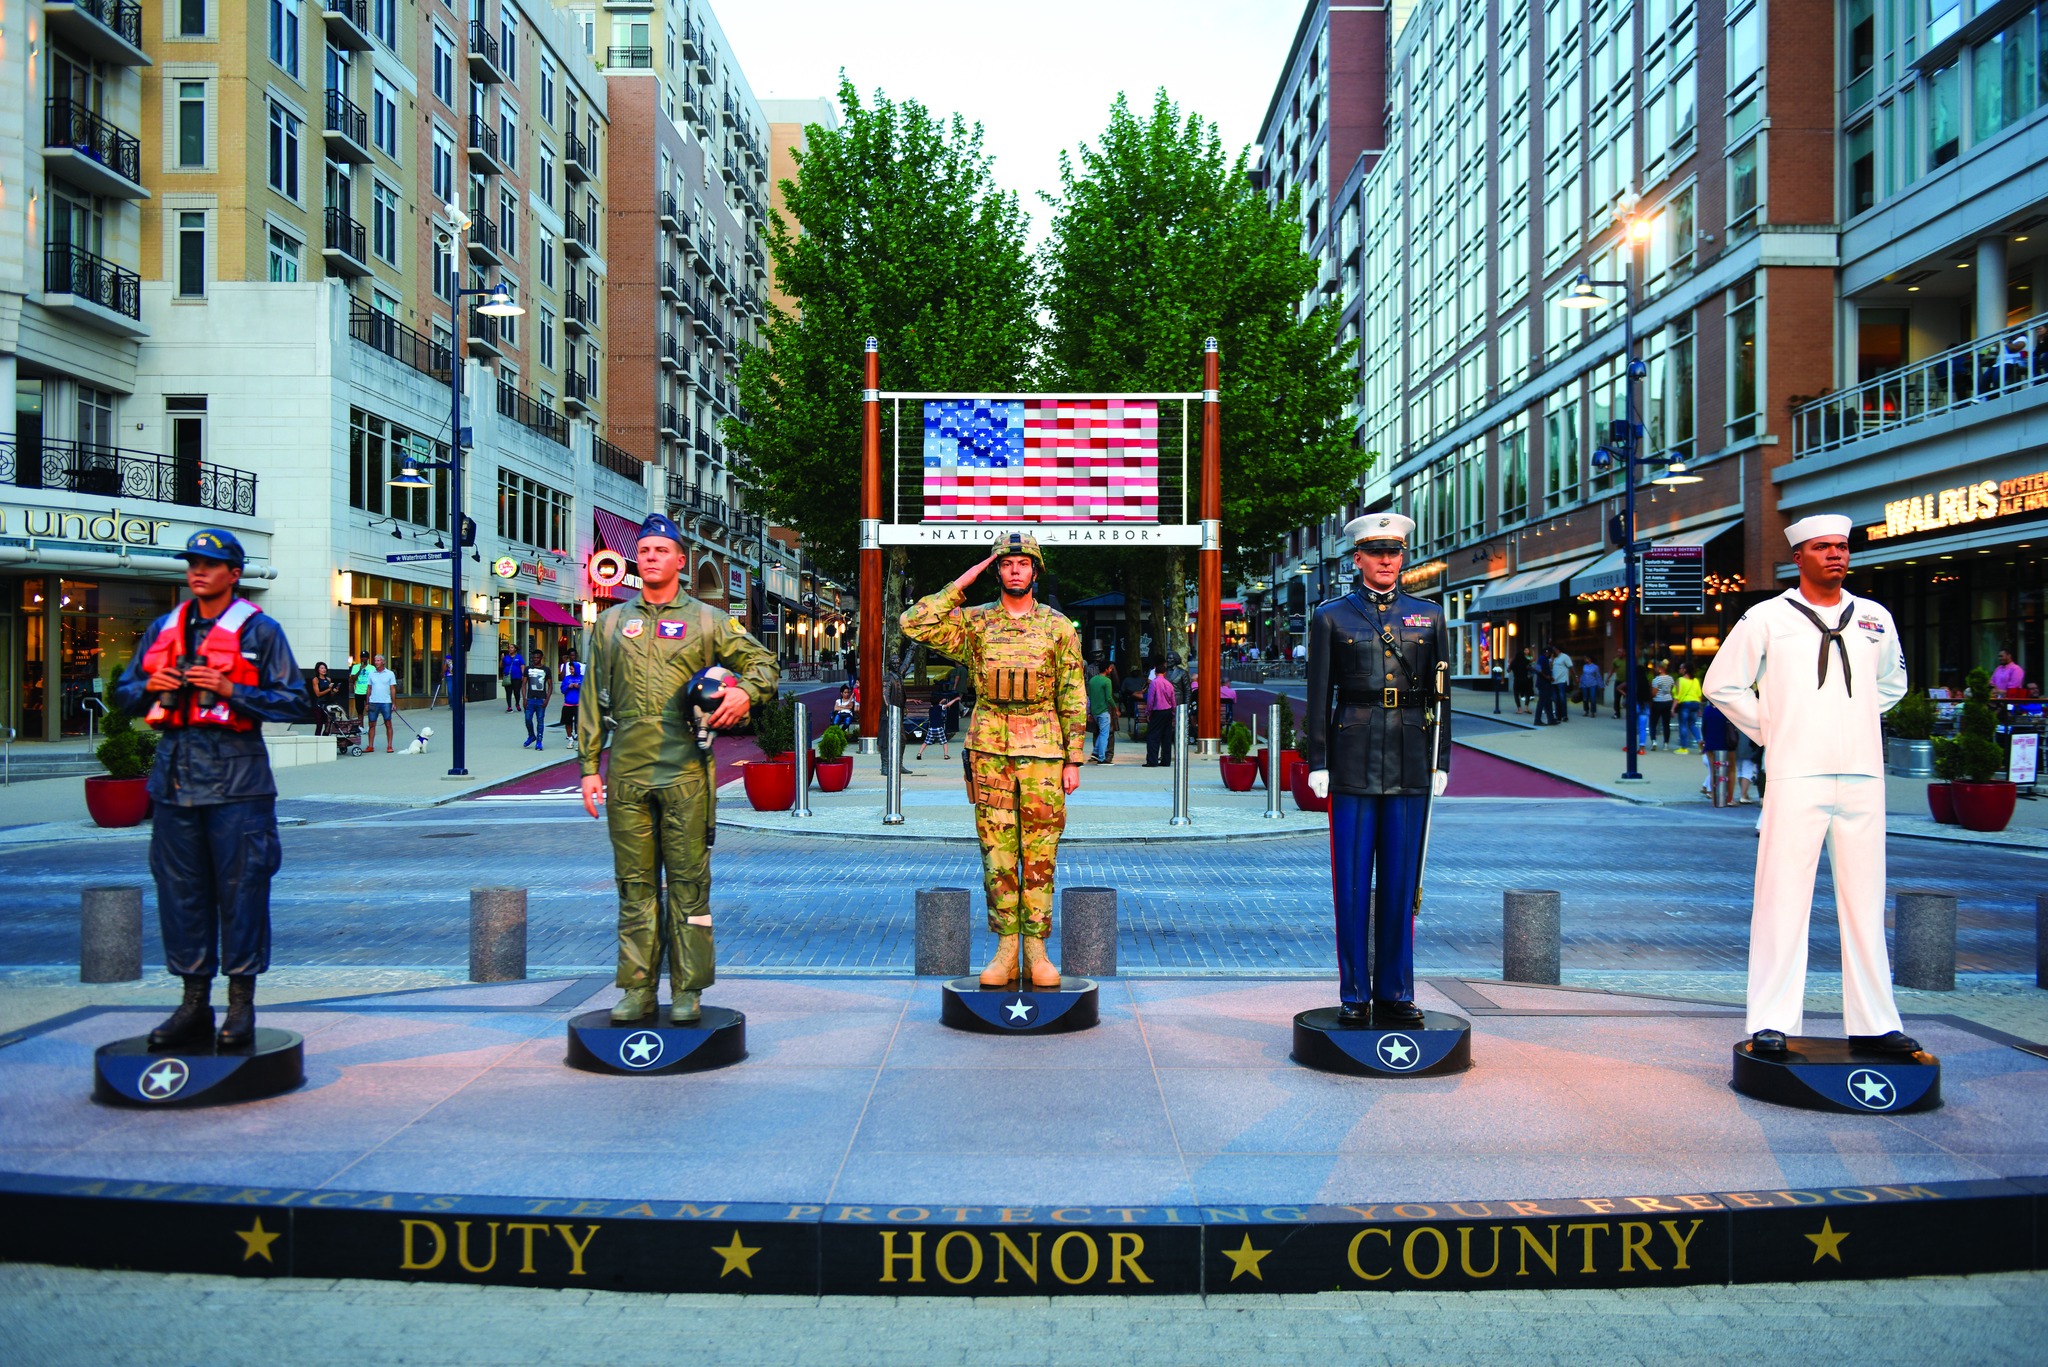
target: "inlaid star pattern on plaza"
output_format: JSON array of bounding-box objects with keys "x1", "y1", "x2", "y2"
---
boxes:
[
  {"x1": 1376, "y1": 1034, "x2": 1418, "y2": 1067},
  {"x1": 712, "y1": 1231, "x2": 760, "y2": 1278},
  {"x1": 1804, "y1": 1218, "x2": 1851, "y2": 1264},
  {"x1": 621, "y1": 1032, "x2": 662, "y2": 1066},
  {"x1": 1004, "y1": 998, "x2": 1034, "y2": 1022},
  {"x1": 140, "y1": 1060, "x2": 189, "y2": 1097},
  {"x1": 1221, "y1": 1235, "x2": 1272, "y2": 1281},
  {"x1": 1849, "y1": 1070, "x2": 1895, "y2": 1107},
  {"x1": 235, "y1": 1218, "x2": 281, "y2": 1263}
]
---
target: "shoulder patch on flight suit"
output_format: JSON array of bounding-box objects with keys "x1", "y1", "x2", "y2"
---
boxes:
[
  {"x1": 622, "y1": 619, "x2": 644, "y2": 639},
  {"x1": 729, "y1": 617, "x2": 744, "y2": 631}
]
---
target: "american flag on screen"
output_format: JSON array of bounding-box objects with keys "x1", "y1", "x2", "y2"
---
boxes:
[{"x1": 921, "y1": 398, "x2": 1160, "y2": 522}]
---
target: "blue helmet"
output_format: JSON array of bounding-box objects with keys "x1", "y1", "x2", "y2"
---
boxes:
[{"x1": 176, "y1": 528, "x2": 246, "y2": 570}]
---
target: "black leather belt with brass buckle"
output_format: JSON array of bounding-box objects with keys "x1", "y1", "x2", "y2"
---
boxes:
[{"x1": 1382, "y1": 686, "x2": 1400, "y2": 709}]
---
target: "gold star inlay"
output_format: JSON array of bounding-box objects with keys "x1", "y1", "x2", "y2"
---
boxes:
[
  {"x1": 1221, "y1": 1233, "x2": 1271, "y2": 1281},
  {"x1": 1804, "y1": 1217, "x2": 1850, "y2": 1264},
  {"x1": 235, "y1": 1218, "x2": 281, "y2": 1263},
  {"x1": 712, "y1": 1230, "x2": 760, "y2": 1278}
]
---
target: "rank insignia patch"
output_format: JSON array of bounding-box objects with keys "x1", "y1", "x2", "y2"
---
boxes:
[
  {"x1": 657, "y1": 620, "x2": 687, "y2": 640},
  {"x1": 622, "y1": 619, "x2": 644, "y2": 639}
]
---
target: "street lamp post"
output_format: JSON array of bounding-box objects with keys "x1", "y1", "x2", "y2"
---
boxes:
[
  {"x1": 1563, "y1": 217, "x2": 1701, "y2": 782},
  {"x1": 390, "y1": 204, "x2": 523, "y2": 778}
]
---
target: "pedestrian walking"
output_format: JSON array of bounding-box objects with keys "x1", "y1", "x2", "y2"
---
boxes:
[
  {"x1": 523, "y1": 659, "x2": 552, "y2": 750},
  {"x1": 1579, "y1": 656, "x2": 1602, "y2": 717},
  {"x1": 1144, "y1": 659, "x2": 1177, "y2": 766},
  {"x1": 502, "y1": 648, "x2": 524, "y2": 711},
  {"x1": 1673, "y1": 661, "x2": 1704, "y2": 753},
  {"x1": 558, "y1": 650, "x2": 584, "y2": 737},
  {"x1": 1649, "y1": 659, "x2": 1676, "y2": 750},
  {"x1": 916, "y1": 684, "x2": 959, "y2": 761},
  {"x1": 1100, "y1": 660, "x2": 1121, "y2": 759},
  {"x1": 1549, "y1": 646, "x2": 1573, "y2": 724},
  {"x1": 1510, "y1": 650, "x2": 1534, "y2": 714},
  {"x1": 1119, "y1": 664, "x2": 1146, "y2": 741},
  {"x1": 1085, "y1": 660, "x2": 1115, "y2": 763},
  {"x1": 363, "y1": 654, "x2": 398, "y2": 752},
  {"x1": 1607, "y1": 659, "x2": 1623, "y2": 718},
  {"x1": 349, "y1": 650, "x2": 372, "y2": 721}
]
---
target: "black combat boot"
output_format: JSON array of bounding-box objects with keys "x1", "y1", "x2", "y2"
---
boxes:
[
  {"x1": 148, "y1": 976, "x2": 214, "y2": 1050},
  {"x1": 217, "y1": 975, "x2": 257, "y2": 1050}
]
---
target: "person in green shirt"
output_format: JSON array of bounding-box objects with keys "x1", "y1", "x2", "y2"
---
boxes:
[
  {"x1": 349, "y1": 650, "x2": 372, "y2": 721},
  {"x1": 1086, "y1": 661, "x2": 1115, "y2": 763}
]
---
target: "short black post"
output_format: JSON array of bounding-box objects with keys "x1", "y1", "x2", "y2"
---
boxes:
[
  {"x1": 79, "y1": 885, "x2": 143, "y2": 983},
  {"x1": 1061, "y1": 886, "x2": 1118, "y2": 977},
  {"x1": 2037, "y1": 893, "x2": 2047, "y2": 990},
  {"x1": 469, "y1": 887, "x2": 528, "y2": 982},
  {"x1": 914, "y1": 887, "x2": 971, "y2": 977},
  {"x1": 1893, "y1": 891, "x2": 1956, "y2": 992},
  {"x1": 1503, "y1": 889, "x2": 1561, "y2": 985}
]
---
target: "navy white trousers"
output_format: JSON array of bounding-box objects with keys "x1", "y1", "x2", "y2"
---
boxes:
[
  {"x1": 1328, "y1": 793, "x2": 1428, "y2": 1006},
  {"x1": 149, "y1": 797, "x2": 281, "y2": 978}
]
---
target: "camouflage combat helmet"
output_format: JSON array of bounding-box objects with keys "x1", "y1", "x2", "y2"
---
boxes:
[{"x1": 994, "y1": 531, "x2": 1044, "y2": 569}]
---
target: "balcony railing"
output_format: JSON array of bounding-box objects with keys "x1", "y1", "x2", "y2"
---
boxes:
[
  {"x1": 660, "y1": 191, "x2": 682, "y2": 230},
  {"x1": 564, "y1": 372, "x2": 590, "y2": 411},
  {"x1": 44, "y1": 241, "x2": 140, "y2": 320},
  {"x1": 661, "y1": 261, "x2": 681, "y2": 297},
  {"x1": 4, "y1": 438, "x2": 256, "y2": 516},
  {"x1": 466, "y1": 113, "x2": 500, "y2": 170},
  {"x1": 565, "y1": 211, "x2": 592, "y2": 258},
  {"x1": 324, "y1": 89, "x2": 372, "y2": 163},
  {"x1": 661, "y1": 403, "x2": 684, "y2": 435},
  {"x1": 465, "y1": 216, "x2": 500, "y2": 261},
  {"x1": 322, "y1": 0, "x2": 373, "y2": 51},
  {"x1": 666, "y1": 471, "x2": 690, "y2": 509},
  {"x1": 46, "y1": 0, "x2": 145, "y2": 61},
  {"x1": 606, "y1": 46, "x2": 653, "y2": 69},
  {"x1": 564, "y1": 290, "x2": 591, "y2": 334},
  {"x1": 592, "y1": 437, "x2": 644, "y2": 484},
  {"x1": 1795, "y1": 311, "x2": 2048, "y2": 458},
  {"x1": 497, "y1": 379, "x2": 568, "y2": 447},
  {"x1": 322, "y1": 206, "x2": 370, "y2": 275},
  {"x1": 44, "y1": 97, "x2": 142, "y2": 190},
  {"x1": 467, "y1": 21, "x2": 502, "y2": 82},
  {"x1": 564, "y1": 131, "x2": 592, "y2": 182},
  {"x1": 350, "y1": 303, "x2": 451, "y2": 379}
]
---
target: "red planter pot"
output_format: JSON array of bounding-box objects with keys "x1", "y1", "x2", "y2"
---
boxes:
[
  {"x1": 1925, "y1": 782, "x2": 1956, "y2": 825},
  {"x1": 1950, "y1": 781, "x2": 2017, "y2": 833},
  {"x1": 741, "y1": 757, "x2": 797, "y2": 811},
  {"x1": 1218, "y1": 757, "x2": 1259, "y2": 792},
  {"x1": 1256, "y1": 748, "x2": 1302, "y2": 788},
  {"x1": 1288, "y1": 760, "x2": 1330, "y2": 813},
  {"x1": 814, "y1": 756, "x2": 854, "y2": 792},
  {"x1": 83, "y1": 775, "x2": 152, "y2": 828}
]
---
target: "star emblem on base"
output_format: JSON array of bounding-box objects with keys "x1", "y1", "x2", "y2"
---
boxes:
[
  {"x1": 1846, "y1": 1069, "x2": 1895, "y2": 1110},
  {"x1": 236, "y1": 1218, "x2": 281, "y2": 1263},
  {"x1": 1375, "y1": 1032, "x2": 1421, "y2": 1070},
  {"x1": 1804, "y1": 1217, "x2": 1850, "y2": 1264},
  {"x1": 139, "y1": 1057, "x2": 190, "y2": 1099},
  {"x1": 1003, "y1": 997, "x2": 1034, "y2": 1023},
  {"x1": 619, "y1": 1030, "x2": 664, "y2": 1069},
  {"x1": 1221, "y1": 1233, "x2": 1271, "y2": 1281},
  {"x1": 713, "y1": 1230, "x2": 760, "y2": 1278}
]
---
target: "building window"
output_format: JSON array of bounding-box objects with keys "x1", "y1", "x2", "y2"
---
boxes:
[
  {"x1": 353, "y1": 408, "x2": 451, "y2": 526},
  {"x1": 432, "y1": 128, "x2": 455, "y2": 204},
  {"x1": 372, "y1": 0, "x2": 398, "y2": 50},
  {"x1": 1726, "y1": 276, "x2": 1760, "y2": 442},
  {"x1": 1727, "y1": 137, "x2": 1759, "y2": 227},
  {"x1": 267, "y1": 225, "x2": 302, "y2": 281},
  {"x1": 1926, "y1": 61, "x2": 1962, "y2": 168},
  {"x1": 1846, "y1": 119, "x2": 1876, "y2": 217},
  {"x1": 267, "y1": 102, "x2": 302, "y2": 200},
  {"x1": 496, "y1": 469, "x2": 571, "y2": 551},
  {"x1": 372, "y1": 76, "x2": 399, "y2": 157},
  {"x1": 540, "y1": 59, "x2": 556, "y2": 125},
  {"x1": 432, "y1": 232, "x2": 454, "y2": 300},
  {"x1": 500, "y1": 189, "x2": 518, "y2": 259},
  {"x1": 538, "y1": 307, "x2": 555, "y2": 369},
  {"x1": 433, "y1": 26, "x2": 455, "y2": 105},
  {"x1": 499, "y1": 102, "x2": 518, "y2": 171},
  {"x1": 497, "y1": 284, "x2": 518, "y2": 347},
  {"x1": 372, "y1": 182, "x2": 400, "y2": 264},
  {"x1": 538, "y1": 148, "x2": 554, "y2": 208},
  {"x1": 178, "y1": 0, "x2": 207, "y2": 36},
  {"x1": 269, "y1": 0, "x2": 301, "y2": 80},
  {"x1": 177, "y1": 81, "x2": 207, "y2": 168},
  {"x1": 538, "y1": 231, "x2": 554, "y2": 288},
  {"x1": 177, "y1": 211, "x2": 206, "y2": 298},
  {"x1": 77, "y1": 386, "x2": 116, "y2": 452},
  {"x1": 500, "y1": 12, "x2": 518, "y2": 80},
  {"x1": 1725, "y1": 2, "x2": 1760, "y2": 97},
  {"x1": 1498, "y1": 415, "x2": 1528, "y2": 525},
  {"x1": 1543, "y1": 381, "x2": 1579, "y2": 512}
]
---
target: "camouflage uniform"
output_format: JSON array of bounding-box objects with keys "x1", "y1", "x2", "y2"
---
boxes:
[
  {"x1": 901, "y1": 583, "x2": 1087, "y2": 935},
  {"x1": 578, "y1": 594, "x2": 778, "y2": 994}
]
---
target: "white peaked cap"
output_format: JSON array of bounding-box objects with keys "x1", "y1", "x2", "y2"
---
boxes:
[
  {"x1": 1784, "y1": 514, "x2": 1853, "y2": 548},
  {"x1": 1344, "y1": 512, "x2": 1415, "y2": 547}
]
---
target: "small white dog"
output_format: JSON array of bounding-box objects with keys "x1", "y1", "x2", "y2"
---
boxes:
[{"x1": 402, "y1": 725, "x2": 434, "y2": 756}]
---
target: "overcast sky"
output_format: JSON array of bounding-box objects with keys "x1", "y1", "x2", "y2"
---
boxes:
[{"x1": 713, "y1": 0, "x2": 1299, "y2": 244}]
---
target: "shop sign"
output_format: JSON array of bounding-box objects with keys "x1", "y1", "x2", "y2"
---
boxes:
[
  {"x1": 0, "y1": 504, "x2": 179, "y2": 547},
  {"x1": 528, "y1": 562, "x2": 559, "y2": 585},
  {"x1": 2012, "y1": 734, "x2": 2040, "y2": 787},
  {"x1": 1865, "y1": 471, "x2": 2048, "y2": 543},
  {"x1": 729, "y1": 566, "x2": 746, "y2": 601},
  {"x1": 491, "y1": 556, "x2": 520, "y2": 580},
  {"x1": 588, "y1": 549, "x2": 629, "y2": 588},
  {"x1": 1399, "y1": 559, "x2": 1447, "y2": 594}
]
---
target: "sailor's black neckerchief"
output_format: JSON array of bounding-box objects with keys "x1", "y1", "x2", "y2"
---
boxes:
[{"x1": 1783, "y1": 596, "x2": 1855, "y2": 696}]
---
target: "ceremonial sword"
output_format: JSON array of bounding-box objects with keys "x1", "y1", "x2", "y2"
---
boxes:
[{"x1": 1412, "y1": 660, "x2": 1450, "y2": 919}]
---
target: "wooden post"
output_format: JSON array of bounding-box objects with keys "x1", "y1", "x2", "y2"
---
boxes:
[
  {"x1": 859, "y1": 338, "x2": 882, "y2": 746},
  {"x1": 1197, "y1": 338, "x2": 1222, "y2": 745}
]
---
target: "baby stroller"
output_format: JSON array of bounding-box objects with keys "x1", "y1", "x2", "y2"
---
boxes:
[{"x1": 325, "y1": 704, "x2": 367, "y2": 757}]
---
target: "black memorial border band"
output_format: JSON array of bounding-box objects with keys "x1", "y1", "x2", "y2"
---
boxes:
[{"x1": 4, "y1": 1171, "x2": 2040, "y2": 1297}]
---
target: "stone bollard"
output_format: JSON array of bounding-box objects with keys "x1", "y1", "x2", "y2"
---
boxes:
[
  {"x1": 2038, "y1": 893, "x2": 2047, "y2": 991},
  {"x1": 915, "y1": 887, "x2": 971, "y2": 978},
  {"x1": 469, "y1": 887, "x2": 528, "y2": 983},
  {"x1": 1061, "y1": 886, "x2": 1118, "y2": 978},
  {"x1": 1893, "y1": 891, "x2": 1956, "y2": 992},
  {"x1": 79, "y1": 885, "x2": 143, "y2": 983},
  {"x1": 1503, "y1": 889, "x2": 1561, "y2": 985}
]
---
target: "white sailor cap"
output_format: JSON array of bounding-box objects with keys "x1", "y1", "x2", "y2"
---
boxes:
[
  {"x1": 1784, "y1": 514, "x2": 1852, "y2": 548},
  {"x1": 1344, "y1": 512, "x2": 1415, "y2": 550}
]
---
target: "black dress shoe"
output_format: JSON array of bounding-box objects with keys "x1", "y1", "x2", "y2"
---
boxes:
[
  {"x1": 1338, "y1": 1002, "x2": 1368, "y2": 1024},
  {"x1": 1750, "y1": 1028, "x2": 1789, "y2": 1056},
  {"x1": 1849, "y1": 1030, "x2": 1922, "y2": 1056},
  {"x1": 1372, "y1": 1000, "x2": 1425, "y2": 1029}
]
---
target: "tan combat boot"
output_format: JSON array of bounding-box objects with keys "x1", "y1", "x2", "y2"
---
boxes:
[
  {"x1": 669, "y1": 989, "x2": 702, "y2": 1024},
  {"x1": 979, "y1": 934, "x2": 1021, "y2": 987},
  {"x1": 611, "y1": 986, "x2": 657, "y2": 1022},
  {"x1": 1022, "y1": 936, "x2": 1061, "y2": 989}
]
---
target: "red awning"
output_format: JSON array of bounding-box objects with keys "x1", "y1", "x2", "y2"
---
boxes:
[
  {"x1": 593, "y1": 507, "x2": 643, "y2": 554},
  {"x1": 527, "y1": 598, "x2": 581, "y2": 628}
]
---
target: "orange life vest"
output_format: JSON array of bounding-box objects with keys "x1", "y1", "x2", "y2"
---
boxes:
[{"x1": 141, "y1": 598, "x2": 264, "y2": 732}]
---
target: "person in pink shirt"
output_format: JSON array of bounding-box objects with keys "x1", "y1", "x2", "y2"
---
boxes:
[
  {"x1": 1991, "y1": 649, "x2": 2026, "y2": 697},
  {"x1": 1144, "y1": 661, "x2": 1177, "y2": 767}
]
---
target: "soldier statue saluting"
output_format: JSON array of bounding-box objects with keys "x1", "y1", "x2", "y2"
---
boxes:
[
  {"x1": 902, "y1": 533, "x2": 1088, "y2": 988},
  {"x1": 1302, "y1": 513, "x2": 1452, "y2": 1028}
]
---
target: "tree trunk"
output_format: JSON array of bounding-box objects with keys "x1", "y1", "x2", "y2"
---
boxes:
[
  {"x1": 883, "y1": 546, "x2": 909, "y2": 672},
  {"x1": 1118, "y1": 564, "x2": 1142, "y2": 674},
  {"x1": 1167, "y1": 550, "x2": 1190, "y2": 666}
]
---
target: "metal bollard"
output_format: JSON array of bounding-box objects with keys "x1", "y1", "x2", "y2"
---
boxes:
[
  {"x1": 1263, "y1": 701, "x2": 1285, "y2": 818},
  {"x1": 1169, "y1": 702, "x2": 1192, "y2": 826},
  {"x1": 469, "y1": 887, "x2": 528, "y2": 982},
  {"x1": 882, "y1": 704, "x2": 905, "y2": 825},
  {"x1": 79, "y1": 885, "x2": 143, "y2": 983},
  {"x1": 914, "y1": 887, "x2": 971, "y2": 977},
  {"x1": 791, "y1": 692, "x2": 812, "y2": 818},
  {"x1": 1893, "y1": 891, "x2": 1957, "y2": 992},
  {"x1": 1502, "y1": 889, "x2": 1562, "y2": 985},
  {"x1": 1708, "y1": 751, "x2": 1735, "y2": 807},
  {"x1": 1062, "y1": 886, "x2": 1118, "y2": 977},
  {"x1": 2037, "y1": 893, "x2": 2047, "y2": 991}
]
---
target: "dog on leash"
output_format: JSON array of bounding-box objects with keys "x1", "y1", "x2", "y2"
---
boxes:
[{"x1": 402, "y1": 726, "x2": 434, "y2": 756}]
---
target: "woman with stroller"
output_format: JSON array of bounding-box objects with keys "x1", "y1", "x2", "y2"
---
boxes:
[{"x1": 309, "y1": 662, "x2": 342, "y2": 734}]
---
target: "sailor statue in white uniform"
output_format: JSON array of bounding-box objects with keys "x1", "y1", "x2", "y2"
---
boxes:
[{"x1": 1702, "y1": 513, "x2": 1921, "y2": 1060}]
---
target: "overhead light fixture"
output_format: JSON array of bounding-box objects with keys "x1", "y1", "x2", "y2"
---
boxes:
[
  {"x1": 1653, "y1": 458, "x2": 1702, "y2": 487},
  {"x1": 477, "y1": 282, "x2": 525, "y2": 318},
  {"x1": 389, "y1": 457, "x2": 431, "y2": 488},
  {"x1": 1559, "y1": 273, "x2": 1607, "y2": 309}
]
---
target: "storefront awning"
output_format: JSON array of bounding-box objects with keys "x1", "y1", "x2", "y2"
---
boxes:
[
  {"x1": 1470, "y1": 555, "x2": 1602, "y2": 614},
  {"x1": 526, "y1": 598, "x2": 581, "y2": 628},
  {"x1": 592, "y1": 507, "x2": 644, "y2": 554},
  {"x1": 1569, "y1": 517, "x2": 1741, "y2": 597}
]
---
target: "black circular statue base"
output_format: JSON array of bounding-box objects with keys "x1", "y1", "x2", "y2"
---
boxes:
[
  {"x1": 940, "y1": 977, "x2": 1099, "y2": 1034},
  {"x1": 1291, "y1": 1008, "x2": 1472, "y2": 1077},
  {"x1": 1731, "y1": 1036, "x2": 1941, "y2": 1113},
  {"x1": 565, "y1": 1006, "x2": 746, "y2": 1075},
  {"x1": 94, "y1": 1029, "x2": 305, "y2": 1107}
]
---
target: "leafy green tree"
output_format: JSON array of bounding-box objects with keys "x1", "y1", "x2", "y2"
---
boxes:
[{"x1": 1040, "y1": 90, "x2": 1366, "y2": 600}]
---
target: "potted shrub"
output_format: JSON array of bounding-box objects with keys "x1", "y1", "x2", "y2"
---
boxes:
[
  {"x1": 814, "y1": 724, "x2": 855, "y2": 793},
  {"x1": 1258, "y1": 697, "x2": 1303, "y2": 789},
  {"x1": 1886, "y1": 690, "x2": 1936, "y2": 777},
  {"x1": 85, "y1": 707, "x2": 157, "y2": 828},
  {"x1": 1218, "y1": 721, "x2": 1258, "y2": 791},
  {"x1": 740, "y1": 693, "x2": 798, "y2": 811},
  {"x1": 1935, "y1": 668, "x2": 2016, "y2": 833}
]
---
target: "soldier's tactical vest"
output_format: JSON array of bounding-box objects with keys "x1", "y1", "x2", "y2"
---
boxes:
[{"x1": 977, "y1": 617, "x2": 1058, "y2": 704}]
